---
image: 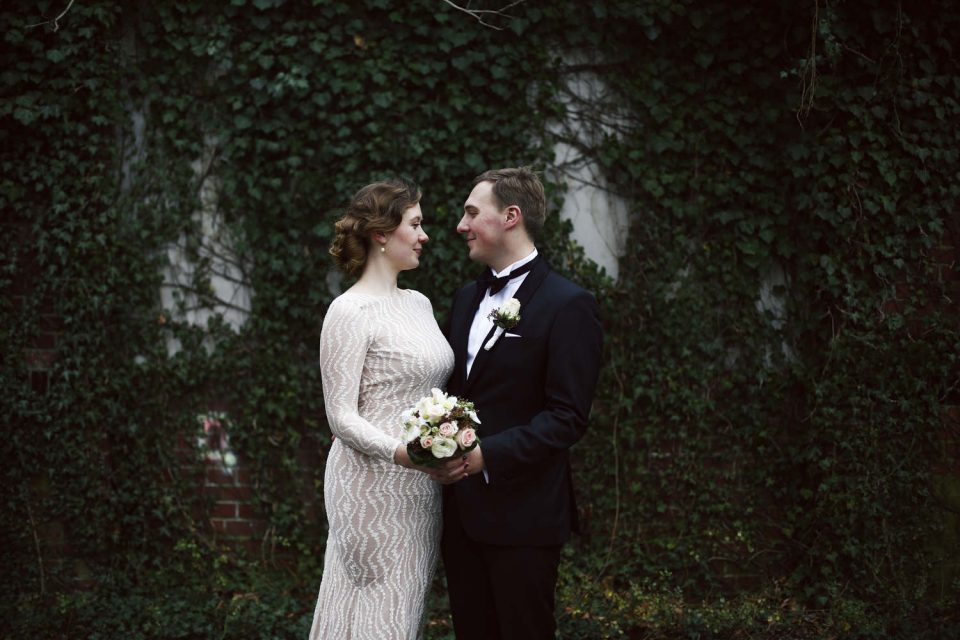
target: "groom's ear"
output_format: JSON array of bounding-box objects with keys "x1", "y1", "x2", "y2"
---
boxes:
[{"x1": 503, "y1": 205, "x2": 522, "y2": 230}]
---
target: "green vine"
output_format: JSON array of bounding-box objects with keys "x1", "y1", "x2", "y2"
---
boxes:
[{"x1": 2, "y1": 0, "x2": 958, "y2": 637}]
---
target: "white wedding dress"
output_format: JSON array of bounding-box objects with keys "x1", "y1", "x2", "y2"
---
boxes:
[{"x1": 309, "y1": 289, "x2": 454, "y2": 640}]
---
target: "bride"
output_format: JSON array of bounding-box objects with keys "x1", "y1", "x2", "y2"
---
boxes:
[{"x1": 309, "y1": 179, "x2": 466, "y2": 639}]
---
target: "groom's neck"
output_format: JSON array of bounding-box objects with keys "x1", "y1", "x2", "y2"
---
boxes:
[{"x1": 486, "y1": 240, "x2": 536, "y2": 273}]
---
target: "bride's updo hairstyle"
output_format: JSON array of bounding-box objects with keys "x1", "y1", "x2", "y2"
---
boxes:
[{"x1": 329, "y1": 179, "x2": 422, "y2": 276}]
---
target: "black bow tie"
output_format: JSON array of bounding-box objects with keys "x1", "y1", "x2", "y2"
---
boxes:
[{"x1": 479, "y1": 258, "x2": 537, "y2": 295}]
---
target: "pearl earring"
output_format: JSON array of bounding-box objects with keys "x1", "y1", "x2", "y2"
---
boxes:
[{"x1": 380, "y1": 246, "x2": 386, "y2": 253}]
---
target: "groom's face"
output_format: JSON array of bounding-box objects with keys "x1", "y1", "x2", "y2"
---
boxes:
[{"x1": 458, "y1": 180, "x2": 506, "y2": 267}]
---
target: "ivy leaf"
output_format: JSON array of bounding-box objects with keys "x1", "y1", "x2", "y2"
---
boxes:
[{"x1": 13, "y1": 107, "x2": 37, "y2": 125}]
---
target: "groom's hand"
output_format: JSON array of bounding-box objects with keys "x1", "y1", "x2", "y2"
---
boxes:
[
  {"x1": 462, "y1": 446, "x2": 484, "y2": 477},
  {"x1": 430, "y1": 456, "x2": 469, "y2": 485},
  {"x1": 429, "y1": 446, "x2": 485, "y2": 484}
]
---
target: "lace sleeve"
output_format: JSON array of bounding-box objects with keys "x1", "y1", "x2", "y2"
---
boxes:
[{"x1": 319, "y1": 297, "x2": 400, "y2": 463}]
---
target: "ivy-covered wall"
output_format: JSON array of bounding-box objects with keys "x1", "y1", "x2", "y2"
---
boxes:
[{"x1": 3, "y1": 1, "x2": 958, "y2": 638}]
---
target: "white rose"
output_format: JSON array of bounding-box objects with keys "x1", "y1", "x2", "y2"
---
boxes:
[
  {"x1": 417, "y1": 396, "x2": 434, "y2": 416},
  {"x1": 430, "y1": 437, "x2": 458, "y2": 459},
  {"x1": 455, "y1": 428, "x2": 477, "y2": 449},
  {"x1": 426, "y1": 403, "x2": 447, "y2": 423},
  {"x1": 442, "y1": 395, "x2": 457, "y2": 411},
  {"x1": 501, "y1": 297, "x2": 521, "y2": 316},
  {"x1": 438, "y1": 421, "x2": 458, "y2": 437},
  {"x1": 431, "y1": 387, "x2": 446, "y2": 404},
  {"x1": 402, "y1": 422, "x2": 421, "y2": 443}
]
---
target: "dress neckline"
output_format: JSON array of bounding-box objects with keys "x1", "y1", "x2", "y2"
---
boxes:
[{"x1": 341, "y1": 288, "x2": 408, "y2": 301}]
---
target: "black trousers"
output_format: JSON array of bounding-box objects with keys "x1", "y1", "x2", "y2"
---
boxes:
[{"x1": 441, "y1": 500, "x2": 562, "y2": 640}]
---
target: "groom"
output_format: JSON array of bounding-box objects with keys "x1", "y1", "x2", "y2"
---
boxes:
[{"x1": 437, "y1": 167, "x2": 603, "y2": 639}]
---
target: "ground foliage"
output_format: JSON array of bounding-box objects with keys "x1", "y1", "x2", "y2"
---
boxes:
[{"x1": 2, "y1": 0, "x2": 958, "y2": 638}]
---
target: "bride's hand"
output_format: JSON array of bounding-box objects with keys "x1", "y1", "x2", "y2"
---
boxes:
[
  {"x1": 394, "y1": 444, "x2": 415, "y2": 469},
  {"x1": 393, "y1": 444, "x2": 444, "y2": 475},
  {"x1": 394, "y1": 444, "x2": 469, "y2": 484}
]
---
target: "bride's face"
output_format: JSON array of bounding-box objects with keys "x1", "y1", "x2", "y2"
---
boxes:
[{"x1": 384, "y1": 203, "x2": 428, "y2": 271}]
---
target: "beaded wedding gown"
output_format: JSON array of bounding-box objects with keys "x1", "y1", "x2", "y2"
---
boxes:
[{"x1": 309, "y1": 289, "x2": 454, "y2": 640}]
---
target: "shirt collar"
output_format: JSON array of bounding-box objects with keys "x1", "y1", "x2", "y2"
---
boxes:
[{"x1": 491, "y1": 249, "x2": 538, "y2": 278}]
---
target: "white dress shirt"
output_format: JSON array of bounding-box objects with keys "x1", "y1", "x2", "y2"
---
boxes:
[{"x1": 465, "y1": 249, "x2": 538, "y2": 378}]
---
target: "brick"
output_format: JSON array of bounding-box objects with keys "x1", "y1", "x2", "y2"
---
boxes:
[
  {"x1": 211, "y1": 502, "x2": 238, "y2": 518},
  {"x1": 205, "y1": 485, "x2": 252, "y2": 501},
  {"x1": 225, "y1": 519, "x2": 266, "y2": 537},
  {"x1": 210, "y1": 518, "x2": 266, "y2": 538},
  {"x1": 33, "y1": 332, "x2": 57, "y2": 349},
  {"x1": 237, "y1": 503, "x2": 259, "y2": 519},
  {"x1": 38, "y1": 314, "x2": 64, "y2": 331},
  {"x1": 206, "y1": 467, "x2": 236, "y2": 486},
  {"x1": 224, "y1": 538, "x2": 261, "y2": 554},
  {"x1": 191, "y1": 503, "x2": 205, "y2": 521},
  {"x1": 38, "y1": 295, "x2": 55, "y2": 314},
  {"x1": 23, "y1": 349, "x2": 57, "y2": 370},
  {"x1": 233, "y1": 468, "x2": 252, "y2": 485},
  {"x1": 30, "y1": 370, "x2": 48, "y2": 395},
  {"x1": 945, "y1": 406, "x2": 960, "y2": 422}
]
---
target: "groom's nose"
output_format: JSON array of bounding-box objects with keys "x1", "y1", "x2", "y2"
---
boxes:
[{"x1": 456, "y1": 214, "x2": 469, "y2": 233}]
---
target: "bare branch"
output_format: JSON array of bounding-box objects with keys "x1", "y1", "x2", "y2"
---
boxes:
[
  {"x1": 797, "y1": 0, "x2": 819, "y2": 125},
  {"x1": 440, "y1": 0, "x2": 525, "y2": 31},
  {"x1": 26, "y1": 0, "x2": 75, "y2": 32}
]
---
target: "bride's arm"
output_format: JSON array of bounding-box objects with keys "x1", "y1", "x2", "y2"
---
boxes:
[{"x1": 319, "y1": 298, "x2": 401, "y2": 463}]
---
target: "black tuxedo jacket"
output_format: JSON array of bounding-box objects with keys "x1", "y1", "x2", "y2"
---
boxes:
[{"x1": 444, "y1": 258, "x2": 603, "y2": 546}]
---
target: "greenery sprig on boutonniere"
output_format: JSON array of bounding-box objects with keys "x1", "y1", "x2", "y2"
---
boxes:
[{"x1": 484, "y1": 297, "x2": 521, "y2": 350}]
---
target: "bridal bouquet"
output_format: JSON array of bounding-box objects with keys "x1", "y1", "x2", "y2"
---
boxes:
[{"x1": 401, "y1": 388, "x2": 481, "y2": 467}]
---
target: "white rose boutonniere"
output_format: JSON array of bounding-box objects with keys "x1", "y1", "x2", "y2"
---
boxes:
[{"x1": 484, "y1": 297, "x2": 521, "y2": 351}]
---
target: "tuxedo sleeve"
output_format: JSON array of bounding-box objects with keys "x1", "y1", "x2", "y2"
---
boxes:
[{"x1": 481, "y1": 290, "x2": 603, "y2": 483}]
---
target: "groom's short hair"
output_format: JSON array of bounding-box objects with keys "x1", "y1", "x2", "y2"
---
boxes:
[{"x1": 473, "y1": 167, "x2": 546, "y2": 240}]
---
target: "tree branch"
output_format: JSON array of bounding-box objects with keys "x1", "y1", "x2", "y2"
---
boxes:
[
  {"x1": 440, "y1": 0, "x2": 525, "y2": 31},
  {"x1": 26, "y1": 0, "x2": 75, "y2": 32}
]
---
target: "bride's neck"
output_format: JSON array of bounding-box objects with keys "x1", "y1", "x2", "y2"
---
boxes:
[{"x1": 352, "y1": 260, "x2": 399, "y2": 296}]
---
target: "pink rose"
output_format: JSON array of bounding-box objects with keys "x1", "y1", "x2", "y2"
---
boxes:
[
  {"x1": 420, "y1": 435, "x2": 435, "y2": 448},
  {"x1": 455, "y1": 428, "x2": 476, "y2": 449},
  {"x1": 439, "y1": 421, "x2": 458, "y2": 437}
]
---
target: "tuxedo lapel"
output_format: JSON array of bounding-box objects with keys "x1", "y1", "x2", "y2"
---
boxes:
[
  {"x1": 449, "y1": 281, "x2": 481, "y2": 392},
  {"x1": 463, "y1": 259, "x2": 550, "y2": 395}
]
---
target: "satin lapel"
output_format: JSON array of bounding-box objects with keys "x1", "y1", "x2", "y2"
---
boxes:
[
  {"x1": 452, "y1": 282, "x2": 481, "y2": 391},
  {"x1": 463, "y1": 259, "x2": 551, "y2": 395}
]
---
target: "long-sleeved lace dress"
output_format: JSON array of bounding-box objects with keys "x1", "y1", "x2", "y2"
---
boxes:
[{"x1": 309, "y1": 289, "x2": 454, "y2": 640}]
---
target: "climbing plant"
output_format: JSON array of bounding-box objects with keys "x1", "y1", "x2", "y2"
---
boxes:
[{"x1": 2, "y1": 0, "x2": 958, "y2": 638}]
